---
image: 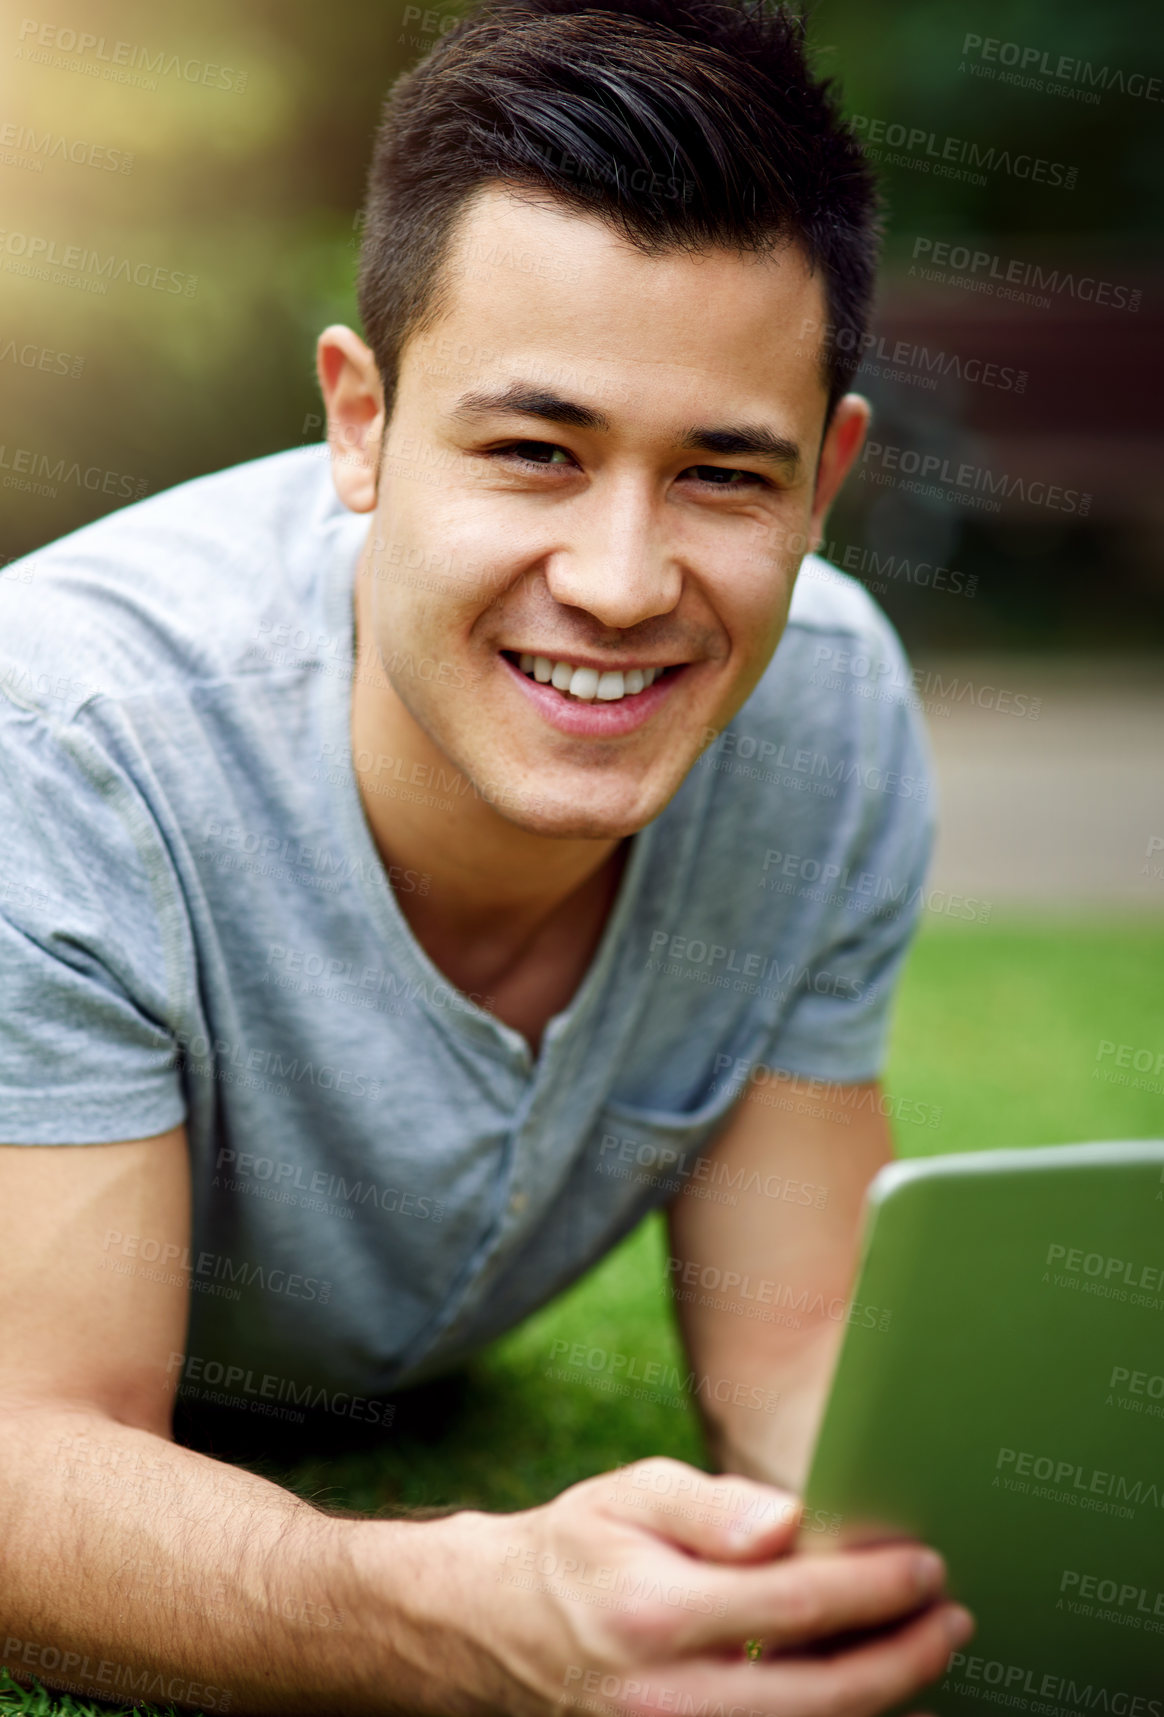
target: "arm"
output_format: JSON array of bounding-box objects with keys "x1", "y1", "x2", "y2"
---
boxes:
[
  {"x1": 1, "y1": 1120, "x2": 969, "y2": 1717},
  {"x1": 0, "y1": 1126, "x2": 486, "y2": 1716},
  {"x1": 666, "y1": 1073, "x2": 893, "y2": 1492}
]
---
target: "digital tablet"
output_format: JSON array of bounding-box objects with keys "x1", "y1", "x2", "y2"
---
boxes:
[{"x1": 800, "y1": 1140, "x2": 1164, "y2": 1713}]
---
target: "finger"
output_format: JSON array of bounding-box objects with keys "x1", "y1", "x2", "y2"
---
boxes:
[
  {"x1": 757, "y1": 1599, "x2": 974, "y2": 1717},
  {"x1": 598, "y1": 1458, "x2": 801, "y2": 1561},
  {"x1": 656, "y1": 1541, "x2": 950, "y2": 1655},
  {"x1": 596, "y1": 1601, "x2": 970, "y2": 1717}
]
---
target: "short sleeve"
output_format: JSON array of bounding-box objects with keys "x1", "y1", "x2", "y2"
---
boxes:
[
  {"x1": 0, "y1": 695, "x2": 188, "y2": 1144},
  {"x1": 759, "y1": 680, "x2": 937, "y2": 1086}
]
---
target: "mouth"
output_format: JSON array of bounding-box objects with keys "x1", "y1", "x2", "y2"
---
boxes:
[{"x1": 501, "y1": 649, "x2": 684, "y2": 705}]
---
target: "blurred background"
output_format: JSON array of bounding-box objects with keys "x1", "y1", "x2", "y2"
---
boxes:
[{"x1": 2, "y1": 0, "x2": 1161, "y2": 915}]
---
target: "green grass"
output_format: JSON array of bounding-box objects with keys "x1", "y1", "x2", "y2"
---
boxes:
[
  {"x1": 4, "y1": 917, "x2": 1162, "y2": 1715},
  {"x1": 0, "y1": 1677, "x2": 201, "y2": 1717}
]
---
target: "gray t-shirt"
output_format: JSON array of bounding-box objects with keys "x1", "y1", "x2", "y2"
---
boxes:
[{"x1": 0, "y1": 446, "x2": 934, "y2": 1426}]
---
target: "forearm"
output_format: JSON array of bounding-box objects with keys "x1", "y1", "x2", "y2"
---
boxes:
[
  {"x1": 0, "y1": 1400, "x2": 487, "y2": 1716},
  {"x1": 668, "y1": 1079, "x2": 895, "y2": 1496},
  {"x1": 699, "y1": 1320, "x2": 844, "y2": 1493}
]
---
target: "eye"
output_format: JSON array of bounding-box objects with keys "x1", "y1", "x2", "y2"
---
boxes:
[
  {"x1": 492, "y1": 440, "x2": 576, "y2": 468},
  {"x1": 682, "y1": 465, "x2": 770, "y2": 489}
]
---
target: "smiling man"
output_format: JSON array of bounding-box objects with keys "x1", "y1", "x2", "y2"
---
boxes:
[{"x1": 0, "y1": 0, "x2": 973, "y2": 1711}]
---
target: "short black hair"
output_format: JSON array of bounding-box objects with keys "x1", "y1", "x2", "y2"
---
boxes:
[{"x1": 357, "y1": 0, "x2": 880, "y2": 423}]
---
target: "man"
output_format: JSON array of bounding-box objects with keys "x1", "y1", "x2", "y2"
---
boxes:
[{"x1": 0, "y1": 0, "x2": 974, "y2": 1710}]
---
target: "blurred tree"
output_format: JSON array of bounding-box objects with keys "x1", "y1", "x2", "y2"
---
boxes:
[{"x1": 2, "y1": 0, "x2": 1160, "y2": 646}]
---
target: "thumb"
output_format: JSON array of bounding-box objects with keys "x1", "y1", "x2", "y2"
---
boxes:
[{"x1": 598, "y1": 1457, "x2": 801, "y2": 1563}]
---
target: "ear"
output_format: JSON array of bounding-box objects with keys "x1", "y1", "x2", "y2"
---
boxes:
[
  {"x1": 314, "y1": 325, "x2": 386, "y2": 514},
  {"x1": 806, "y1": 394, "x2": 871, "y2": 552}
]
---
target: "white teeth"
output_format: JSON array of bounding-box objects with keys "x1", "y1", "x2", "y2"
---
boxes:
[{"x1": 512, "y1": 652, "x2": 671, "y2": 701}]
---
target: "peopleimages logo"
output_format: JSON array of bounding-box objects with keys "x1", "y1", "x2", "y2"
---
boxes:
[
  {"x1": 1060, "y1": 1567, "x2": 1164, "y2": 1615},
  {"x1": 809, "y1": 646, "x2": 1041, "y2": 720},
  {"x1": 175, "y1": 1027, "x2": 384, "y2": 1100},
  {"x1": 102, "y1": 1228, "x2": 332, "y2": 1303},
  {"x1": 15, "y1": 19, "x2": 248, "y2": 93},
  {"x1": 802, "y1": 318, "x2": 1026, "y2": 396},
  {"x1": 849, "y1": 113, "x2": 1077, "y2": 188},
  {"x1": 944, "y1": 1654, "x2": 1160, "y2": 1714},
  {"x1": 909, "y1": 236, "x2": 1140, "y2": 311},
  {"x1": 0, "y1": 122, "x2": 134, "y2": 173},
  {"x1": 995, "y1": 1446, "x2": 1164, "y2": 1510},
  {"x1": 960, "y1": 32, "x2": 1163, "y2": 104},
  {"x1": 1045, "y1": 1243, "x2": 1164, "y2": 1293},
  {"x1": 860, "y1": 439, "x2": 1090, "y2": 515},
  {"x1": 0, "y1": 228, "x2": 197, "y2": 295},
  {"x1": 0, "y1": 338, "x2": 84, "y2": 377},
  {"x1": 0, "y1": 1641, "x2": 231, "y2": 1715},
  {"x1": 698, "y1": 727, "x2": 927, "y2": 800},
  {"x1": 166, "y1": 1351, "x2": 393, "y2": 1426},
  {"x1": 646, "y1": 930, "x2": 864, "y2": 999}
]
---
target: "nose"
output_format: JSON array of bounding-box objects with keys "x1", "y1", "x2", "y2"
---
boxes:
[{"x1": 542, "y1": 479, "x2": 683, "y2": 629}]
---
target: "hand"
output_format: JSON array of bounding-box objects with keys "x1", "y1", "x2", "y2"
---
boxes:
[{"x1": 450, "y1": 1457, "x2": 974, "y2": 1716}]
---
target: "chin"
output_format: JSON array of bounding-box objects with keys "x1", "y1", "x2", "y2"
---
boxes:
[{"x1": 485, "y1": 778, "x2": 657, "y2": 842}]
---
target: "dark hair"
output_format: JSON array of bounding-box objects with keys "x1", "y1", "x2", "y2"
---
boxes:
[{"x1": 357, "y1": 0, "x2": 880, "y2": 423}]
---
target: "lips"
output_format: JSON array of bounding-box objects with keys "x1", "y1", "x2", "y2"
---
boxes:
[
  {"x1": 505, "y1": 650, "x2": 677, "y2": 704},
  {"x1": 499, "y1": 649, "x2": 687, "y2": 736}
]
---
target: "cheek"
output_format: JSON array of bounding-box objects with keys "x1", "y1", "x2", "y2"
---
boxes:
[
  {"x1": 370, "y1": 487, "x2": 494, "y2": 620},
  {"x1": 738, "y1": 596, "x2": 791, "y2": 666},
  {"x1": 713, "y1": 539, "x2": 797, "y2": 652}
]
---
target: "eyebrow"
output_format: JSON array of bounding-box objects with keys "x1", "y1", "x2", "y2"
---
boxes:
[
  {"x1": 680, "y1": 425, "x2": 801, "y2": 473},
  {"x1": 451, "y1": 382, "x2": 801, "y2": 472},
  {"x1": 452, "y1": 384, "x2": 610, "y2": 432}
]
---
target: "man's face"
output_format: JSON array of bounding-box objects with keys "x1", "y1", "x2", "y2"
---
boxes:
[{"x1": 355, "y1": 184, "x2": 865, "y2": 840}]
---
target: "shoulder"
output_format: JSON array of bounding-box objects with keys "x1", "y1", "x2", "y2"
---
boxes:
[
  {"x1": 686, "y1": 554, "x2": 933, "y2": 859},
  {"x1": 783, "y1": 551, "x2": 911, "y2": 663},
  {"x1": 740, "y1": 551, "x2": 923, "y2": 744},
  {"x1": 0, "y1": 445, "x2": 357, "y2": 722}
]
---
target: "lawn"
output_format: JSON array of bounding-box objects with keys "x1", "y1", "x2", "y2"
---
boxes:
[{"x1": 4, "y1": 916, "x2": 1162, "y2": 1716}]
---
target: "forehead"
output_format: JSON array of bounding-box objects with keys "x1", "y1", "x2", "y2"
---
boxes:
[{"x1": 409, "y1": 184, "x2": 830, "y2": 424}]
